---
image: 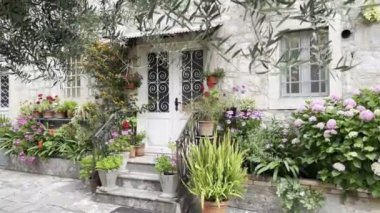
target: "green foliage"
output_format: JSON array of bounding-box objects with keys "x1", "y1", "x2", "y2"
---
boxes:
[
  {"x1": 204, "y1": 68, "x2": 225, "y2": 78},
  {"x1": 361, "y1": 0, "x2": 380, "y2": 24},
  {"x1": 96, "y1": 155, "x2": 122, "y2": 171},
  {"x1": 186, "y1": 133, "x2": 247, "y2": 207},
  {"x1": 108, "y1": 135, "x2": 131, "y2": 153},
  {"x1": 192, "y1": 89, "x2": 226, "y2": 121},
  {"x1": 80, "y1": 155, "x2": 95, "y2": 180},
  {"x1": 276, "y1": 178, "x2": 324, "y2": 213},
  {"x1": 155, "y1": 155, "x2": 176, "y2": 175},
  {"x1": 292, "y1": 88, "x2": 380, "y2": 197},
  {"x1": 56, "y1": 101, "x2": 78, "y2": 113},
  {"x1": 135, "y1": 132, "x2": 146, "y2": 146}
]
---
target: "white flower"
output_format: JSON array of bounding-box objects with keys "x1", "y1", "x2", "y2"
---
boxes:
[
  {"x1": 282, "y1": 139, "x2": 288, "y2": 143},
  {"x1": 375, "y1": 109, "x2": 380, "y2": 117},
  {"x1": 294, "y1": 119, "x2": 304, "y2": 127},
  {"x1": 348, "y1": 131, "x2": 358, "y2": 139},
  {"x1": 333, "y1": 162, "x2": 346, "y2": 172},
  {"x1": 337, "y1": 110, "x2": 345, "y2": 115},
  {"x1": 291, "y1": 138, "x2": 300, "y2": 144},
  {"x1": 308, "y1": 116, "x2": 317, "y2": 122},
  {"x1": 314, "y1": 122, "x2": 325, "y2": 130},
  {"x1": 343, "y1": 110, "x2": 354, "y2": 118},
  {"x1": 371, "y1": 162, "x2": 380, "y2": 176},
  {"x1": 326, "y1": 106, "x2": 335, "y2": 113},
  {"x1": 299, "y1": 191, "x2": 305, "y2": 196}
]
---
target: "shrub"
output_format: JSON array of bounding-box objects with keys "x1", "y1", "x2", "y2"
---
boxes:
[
  {"x1": 185, "y1": 133, "x2": 247, "y2": 207},
  {"x1": 107, "y1": 135, "x2": 131, "y2": 153},
  {"x1": 95, "y1": 155, "x2": 122, "y2": 171},
  {"x1": 155, "y1": 155, "x2": 176, "y2": 175},
  {"x1": 292, "y1": 87, "x2": 380, "y2": 197}
]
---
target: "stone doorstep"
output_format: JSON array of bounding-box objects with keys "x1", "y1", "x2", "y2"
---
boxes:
[
  {"x1": 128, "y1": 155, "x2": 158, "y2": 165},
  {"x1": 118, "y1": 171, "x2": 160, "y2": 182},
  {"x1": 117, "y1": 171, "x2": 162, "y2": 192}
]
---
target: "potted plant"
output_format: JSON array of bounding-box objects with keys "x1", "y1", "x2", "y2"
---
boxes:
[
  {"x1": 193, "y1": 89, "x2": 225, "y2": 136},
  {"x1": 205, "y1": 68, "x2": 225, "y2": 89},
  {"x1": 135, "y1": 132, "x2": 146, "y2": 156},
  {"x1": 186, "y1": 133, "x2": 247, "y2": 213},
  {"x1": 96, "y1": 155, "x2": 122, "y2": 188},
  {"x1": 40, "y1": 95, "x2": 59, "y2": 118},
  {"x1": 155, "y1": 155, "x2": 178, "y2": 198},
  {"x1": 80, "y1": 155, "x2": 101, "y2": 193},
  {"x1": 63, "y1": 101, "x2": 78, "y2": 118},
  {"x1": 108, "y1": 135, "x2": 131, "y2": 171},
  {"x1": 55, "y1": 103, "x2": 67, "y2": 118},
  {"x1": 124, "y1": 72, "x2": 143, "y2": 90}
]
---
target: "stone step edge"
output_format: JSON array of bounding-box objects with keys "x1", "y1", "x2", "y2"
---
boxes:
[
  {"x1": 118, "y1": 172, "x2": 160, "y2": 182},
  {"x1": 96, "y1": 188, "x2": 178, "y2": 204}
]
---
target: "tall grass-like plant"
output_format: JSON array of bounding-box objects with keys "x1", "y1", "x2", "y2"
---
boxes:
[{"x1": 185, "y1": 133, "x2": 247, "y2": 208}]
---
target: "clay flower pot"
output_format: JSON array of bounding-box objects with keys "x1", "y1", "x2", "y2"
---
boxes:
[
  {"x1": 125, "y1": 82, "x2": 136, "y2": 90},
  {"x1": 207, "y1": 76, "x2": 218, "y2": 88},
  {"x1": 129, "y1": 147, "x2": 136, "y2": 158},
  {"x1": 198, "y1": 121, "x2": 215, "y2": 136},
  {"x1": 32, "y1": 111, "x2": 42, "y2": 118},
  {"x1": 203, "y1": 201, "x2": 229, "y2": 213},
  {"x1": 135, "y1": 144, "x2": 145, "y2": 156},
  {"x1": 43, "y1": 111, "x2": 55, "y2": 118},
  {"x1": 54, "y1": 111, "x2": 66, "y2": 119}
]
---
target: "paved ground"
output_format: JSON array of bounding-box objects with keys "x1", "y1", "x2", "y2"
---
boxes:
[{"x1": 0, "y1": 169, "x2": 149, "y2": 213}]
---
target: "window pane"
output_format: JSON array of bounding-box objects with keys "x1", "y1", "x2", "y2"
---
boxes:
[
  {"x1": 291, "y1": 66, "x2": 300, "y2": 81},
  {"x1": 311, "y1": 64, "x2": 320, "y2": 80},
  {"x1": 291, "y1": 83, "x2": 300, "y2": 93},
  {"x1": 321, "y1": 82, "x2": 326, "y2": 92},
  {"x1": 290, "y1": 38, "x2": 299, "y2": 48},
  {"x1": 286, "y1": 83, "x2": 290, "y2": 94},
  {"x1": 311, "y1": 82, "x2": 320, "y2": 93}
]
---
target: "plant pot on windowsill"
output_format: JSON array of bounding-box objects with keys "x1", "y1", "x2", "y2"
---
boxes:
[
  {"x1": 32, "y1": 111, "x2": 43, "y2": 118},
  {"x1": 207, "y1": 76, "x2": 218, "y2": 88},
  {"x1": 198, "y1": 120, "x2": 215, "y2": 136},
  {"x1": 43, "y1": 110, "x2": 55, "y2": 118},
  {"x1": 136, "y1": 144, "x2": 145, "y2": 156},
  {"x1": 54, "y1": 111, "x2": 67, "y2": 119},
  {"x1": 203, "y1": 201, "x2": 229, "y2": 213}
]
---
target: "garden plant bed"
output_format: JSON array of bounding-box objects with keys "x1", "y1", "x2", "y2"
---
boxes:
[{"x1": 0, "y1": 151, "x2": 80, "y2": 179}]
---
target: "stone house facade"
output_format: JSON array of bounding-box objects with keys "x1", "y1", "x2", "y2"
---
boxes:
[{"x1": 1, "y1": 1, "x2": 380, "y2": 151}]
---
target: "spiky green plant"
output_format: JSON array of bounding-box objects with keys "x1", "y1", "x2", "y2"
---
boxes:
[{"x1": 185, "y1": 133, "x2": 247, "y2": 208}]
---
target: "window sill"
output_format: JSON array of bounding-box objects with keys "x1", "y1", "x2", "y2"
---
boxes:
[{"x1": 268, "y1": 96, "x2": 329, "y2": 110}]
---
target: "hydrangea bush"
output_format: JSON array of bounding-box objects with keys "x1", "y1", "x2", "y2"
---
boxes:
[{"x1": 292, "y1": 87, "x2": 380, "y2": 197}]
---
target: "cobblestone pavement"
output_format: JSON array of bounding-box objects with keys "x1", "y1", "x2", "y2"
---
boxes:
[{"x1": 0, "y1": 169, "x2": 148, "y2": 213}]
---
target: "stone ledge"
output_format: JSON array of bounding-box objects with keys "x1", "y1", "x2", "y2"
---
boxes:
[{"x1": 0, "y1": 151, "x2": 79, "y2": 179}]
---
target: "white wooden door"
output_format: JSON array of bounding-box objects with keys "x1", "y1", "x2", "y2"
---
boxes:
[{"x1": 137, "y1": 48, "x2": 204, "y2": 154}]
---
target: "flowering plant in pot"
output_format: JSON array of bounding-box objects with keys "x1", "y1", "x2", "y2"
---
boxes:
[
  {"x1": 96, "y1": 155, "x2": 122, "y2": 188},
  {"x1": 193, "y1": 89, "x2": 225, "y2": 136},
  {"x1": 55, "y1": 103, "x2": 67, "y2": 118},
  {"x1": 155, "y1": 155, "x2": 178, "y2": 198},
  {"x1": 63, "y1": 101, "x2": 78, "y2": 118},
  {"x1": 186, "y1": 133, "x2": 247, "y2": 213},
  {"x1": 107, "y1": 135, "x2": 131, "y2": 171},
  {"x1": 135, "y1": 132, "x2": 146, "y2": 156},
  {"x1": 204, "y1": 68, "x2": 225, "y2": 89},
  {"x1": 39, "y1": 94, "x2": 59, "y2": 118},
  {"x1": 124, "y1": 72, "x2": 143, "y2": 90}
]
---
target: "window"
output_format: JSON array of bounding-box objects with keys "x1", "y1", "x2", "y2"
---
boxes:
[
  {"x1": 181, "y1": 50, "x2": 203, "y2": 105},
  {"x1": 0, "y1": 74, "x2": 9, "y2": 108},
  {"x1": 65, "y1": 57, "x2": 82, "y2": 98},
  {"x1": 281, "y1": 30, "x2": 329, "y2": 97},
  {"x1": 147, "y1": 52, "x2": 169, "y2": 112}
]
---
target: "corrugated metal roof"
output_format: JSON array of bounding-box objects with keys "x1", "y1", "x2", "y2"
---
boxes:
[{"x1": 121, "y1": 23, "x2": 222, "y2": 39}]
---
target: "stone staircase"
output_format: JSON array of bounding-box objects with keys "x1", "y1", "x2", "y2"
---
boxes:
[{"x1": 95, "y1": 154, "x2": 181, "y2": 213}]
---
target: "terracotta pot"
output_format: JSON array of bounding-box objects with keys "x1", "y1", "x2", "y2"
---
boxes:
[
  {"x1": 198, "y1": 121, "x2": 215, "y2": 136},
  {"x1": 43, "y1": 111, "x2": 55, "y2": 118},
  {"x1": 32, "y1": 111, "x2": 42, "y2": 118},
  {"x1": 207, "y1": 76, "x2": 218, "y2": 88},
  {"x1": 135, "y1": 144, "x2": 145, "y2": 156},
  {"x1": 203, "y1": 201, "x2": 229, "y2": 213},
  {"x1": 129, "y1": 147, "x2": 136, "y2": 158},
  {"x1": 67, "y1": 111, "x2": 74, "y2": 118},
  {"x1": 125, "y1": 82, "x2": 136, "y2": 90},
  {"x1": 54, "y1": 111, "x2": 66, "y2": 119}
]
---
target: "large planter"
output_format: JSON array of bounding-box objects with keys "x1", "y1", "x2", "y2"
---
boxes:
[
  {"x1": 54, "y1": 111, "x2": 66, "y2": 119},
  {"x1": 119, "y1": 152, "x2": 129, "y2": 172},
  {"x1": 136, "y1": 144, "x2": 145, "y2": 156},
  {"x1": 198, "y1": 121, "x2": 215, "y2": 136},
  {"x1": 203, "y1": 201, "x2": 229, "y2": 213},
  {"x1": 43, "y1": 110, "x2": 55, "y2": 118},
  {"x1": 207, "y1": 76, "x2": 218, "y2": 88},
  {"x1": 98, "y1": 170, "x2": 118, "y2": 188},
  {"x1": 159, "y1": 173, "x2": 179, "y2": 198},
  {"x1": 130, "y1": 147, "x2": 136, "y2": 158}
]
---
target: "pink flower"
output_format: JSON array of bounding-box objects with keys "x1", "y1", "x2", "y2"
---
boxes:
[
  {"x1": 326, "y1": 119, "x2": 337, "y2": 130},
  {"x1": 357, "y1": 105, "x2": 366, "y2": 112},
  {"x1": 330, "y1": 95, "x2": 341, "y2": 102},
  {"x1": 343, "y1": 110, "x2": 354, "y2": 118},
  {"x1": 343, "y1": 98, "x2": 357, "y2": 109},
  {"x1": 359, "y1": 110, "x2": 375, "y2": 122},
  {"x1": 311, "y1": 104, "x2": 325, "y2": 113},
  {"x1": 296, "y1": 105, "x2": 306, "y2": 112},
  {"x1": 294, "y1": 119, "x2": 304, "y2": 127},
  {"x1": 311, "y1": 99, "x2": 325, "y2": 107},
  {"x1": 111, "y1": 131, "x2": 119, "y2": 138},
  {"x1": 13, "y1": 139, "x2": 21, "y2": 146},
  {"x1": 373, "y1": 85, "x2": 380, "y2": 93}
]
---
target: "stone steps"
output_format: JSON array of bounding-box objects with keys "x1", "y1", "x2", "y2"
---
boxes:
[{"x1": 95, "y1": 154, "x2": 180, "y2": 213}]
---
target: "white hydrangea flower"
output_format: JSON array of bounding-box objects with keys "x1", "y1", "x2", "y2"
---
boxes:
[
  {"x1": 347, "y1": 131, "x2": 358, "y2": 139},
  {"x1": 337, "y1": 110, "x2": 345, "y2": 115},
  {"x1": 282, "y1": 138, "x2": 288, "y2": 143},
  {"x1": 371, "y1": 162, "x2": 380, "y2": 176},
  {"x1": 375, "y1": 109, "x2": 380, "y2": 117},
  {"x1": 291, "y1": 138, "x2": 300, "y2": 144},
  {"x1": 333, "y1": 162, "x2": 346, "y2": 172},
  {"x1": 326, "y1": 106, "x2": 335, "y2": 113},
  {"x1": 314, "y1": 122, "x2": 325, "y2": 130}
]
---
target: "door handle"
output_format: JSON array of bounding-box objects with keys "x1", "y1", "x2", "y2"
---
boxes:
[{"x1": 175, "y1": 98, "x2": 182, "y2": 111}]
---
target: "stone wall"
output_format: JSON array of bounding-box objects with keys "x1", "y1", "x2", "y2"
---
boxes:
[{"x1": 0, "y1": 151, "x2": 80, "y2": 179}]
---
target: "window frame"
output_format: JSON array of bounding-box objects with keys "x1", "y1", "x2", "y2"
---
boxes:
[{"x1": 64, "y1": 57, "x2": 83, "y2": 99}]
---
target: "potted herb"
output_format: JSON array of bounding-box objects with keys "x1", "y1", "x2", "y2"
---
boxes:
[
  {"x1": 108, "y1": 135, "x2": 131, "y2": 171},
  {"x1": 155, "y1": 155, "x2": 178, "y2": 198},
  {"x1": 205, "y1": 68, "x2": 225, "y2": 89},
  {"x1": 64, "y1": 101, "x2": 78, "y2": 118},
  {"x1": 193, "y1": 89, "x2": 225, "y2": 136},
  {"x1": 55, "y1": 103, "x2": 67, "y2": 118},
  {"x1": 96, "y1": 155, "x2": 122, "y2": 188},
  {"x1": 124, "y1": 72, "x2": 143, "y2": 90},
  {"x1": 186, "y1": 134, "x2": 247, "y2": 213},
  {"x1": 135, "y1": 132, "x2": 146, "y2": 156}
]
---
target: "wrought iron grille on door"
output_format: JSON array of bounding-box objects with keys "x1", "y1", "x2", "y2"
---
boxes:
[
  {"x1": 0, "y1": 75, "x2": 9, "y2": 108},
  {"x1": 148, "y1": 52, "x2": 169, "y2": 112},
  {"x1": 182, "y1": 50, "x2": 203, "y2": 105}
]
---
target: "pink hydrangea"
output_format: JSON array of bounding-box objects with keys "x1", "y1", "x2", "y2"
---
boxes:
[
  {"x1": 311, "y1": 99, "x2": 325, "y2": 107},
  {"x1": 373, "y1": 85, "x2": 380, "y2": 93},
  {"x1": 294, "y1": 119, "x2": 304, "y2": 127},
  {"x1": 330, "y1": 95, "x2": 341, "y2": 102},
  {"x1": 326, "y1": 119, "x2": 337, "y2": 130},
  {"x1": 359, "y1": 110, "x2": 375, "y2": 122},
  {"x1": 343, "y1": 98, "x2": 357, "y2": 109},
  {"x1": 296, "y1": 105, "x2": 306, "y2": 112},
  {"x1": 356, "y1": 105, "x2": 366, "y2": 112},
  {"x1": 311, "y1": 104, "x2": 325, "y2": 113}
]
